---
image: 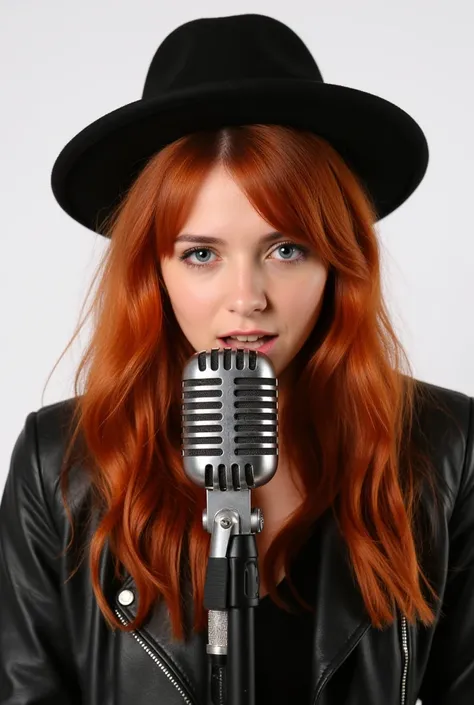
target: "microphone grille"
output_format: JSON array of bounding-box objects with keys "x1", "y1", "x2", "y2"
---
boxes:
[{"x1": 181, "y1": 348, "x2": 278, "y2": 490}]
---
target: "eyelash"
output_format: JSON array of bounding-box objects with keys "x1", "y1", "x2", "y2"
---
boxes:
[{"x1": 178, "y1": 241, "x2": 309, "y2": 269}]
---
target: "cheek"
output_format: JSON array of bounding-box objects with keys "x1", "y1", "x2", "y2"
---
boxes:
[
  {"x1": 281, "y1": 272, "x2": 327, "y2": 319},
  {"x1": 167, "y1": 278, "x2": 216, "y2": 323}
]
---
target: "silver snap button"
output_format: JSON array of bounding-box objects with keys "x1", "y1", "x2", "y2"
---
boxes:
[{"x1": 118, "y1": 588, "x2": 135, "y2": 606}]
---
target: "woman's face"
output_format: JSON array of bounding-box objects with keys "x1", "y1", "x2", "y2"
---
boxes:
[{"x1": 160, "y1": 164, "x2": 328, "y2": 378}]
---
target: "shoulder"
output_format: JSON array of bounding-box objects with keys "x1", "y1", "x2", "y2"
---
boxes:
[
  {"x1": 34, "y1": 396, "x2": 80, "y2": 485},
  {"x1": 410, "y1": 378, "x2": 473, "y2": 517},
  {"x1": 8, "y1": 397, "x2": 89, "y2": 535}
]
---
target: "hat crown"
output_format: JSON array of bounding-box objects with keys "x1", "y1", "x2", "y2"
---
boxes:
[
  {"x1": 51, "y1": 12, "x2": 429, "y2": 235},
  {"x1": 142, "y1": 14, "x2": 323, "y2": 99}
]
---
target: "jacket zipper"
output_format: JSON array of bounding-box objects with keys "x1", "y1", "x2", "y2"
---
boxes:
[
  {"x1": 400, "y1": 615, "x2": 409, "y2": 705},
  {"x1": 312, "y1": 615, "x2": 409, "y2": 704},
  {"x1": 114, "y1": 608, "x2": 196, "y2": 705}
]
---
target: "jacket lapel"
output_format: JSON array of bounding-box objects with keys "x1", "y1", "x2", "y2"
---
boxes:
[
  {"x1": 309, "y1": 508, "x2": 372, "y2": 703},
  {"x1": 114, "y1": 507, "x2": 371, "y2": 705}
]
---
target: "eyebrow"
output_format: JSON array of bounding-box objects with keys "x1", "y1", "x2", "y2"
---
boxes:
[{"x1": 174, "y1": 231, "x2": 283, "y2": 245}]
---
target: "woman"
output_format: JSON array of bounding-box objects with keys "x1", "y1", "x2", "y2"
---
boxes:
[{"x1": 0, "y1": 13, "x2": 473, "y2": 705}]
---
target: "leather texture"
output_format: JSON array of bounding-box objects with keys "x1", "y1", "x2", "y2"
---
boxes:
[{"x1": 0, "y1": 379, "x2": 473, "y2": 705}]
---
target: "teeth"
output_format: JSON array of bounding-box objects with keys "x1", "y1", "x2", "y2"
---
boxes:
[{"x1": 228, "y1": 335, "x2": 265, "y2": 342}]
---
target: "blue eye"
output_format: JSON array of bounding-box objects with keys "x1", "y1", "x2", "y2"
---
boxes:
[
  {"x1": 181, "y1": 248, "x2": 215, "y2": 266},
  {"x1": 179, "y1": 242, "x2": 308, "y2": 269}
]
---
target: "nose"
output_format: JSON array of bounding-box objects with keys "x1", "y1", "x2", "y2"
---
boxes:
[{"x1": 225, "y1": 260, "x2": 267, "y2": 315}]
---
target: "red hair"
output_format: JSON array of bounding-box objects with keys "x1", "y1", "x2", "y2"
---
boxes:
[{"x1": 45, "y1": 124, "x2": 444, "y2": 639}]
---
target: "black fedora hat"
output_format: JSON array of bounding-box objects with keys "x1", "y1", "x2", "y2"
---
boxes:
[{"x1": 51, "y1": 13, "x2": 429, "y2": 236}]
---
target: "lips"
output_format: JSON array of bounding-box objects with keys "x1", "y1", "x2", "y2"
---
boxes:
[
  {"x1": 219, "y1": 330, "x2": 276, "y2": 338},
  {"x1": 217, "y1": 335, "x2": 278, "y2": 354}
]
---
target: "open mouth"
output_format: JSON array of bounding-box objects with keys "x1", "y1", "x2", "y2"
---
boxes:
[{"x1": 218, "y1": 335, "x2": 278, "y2": 352}]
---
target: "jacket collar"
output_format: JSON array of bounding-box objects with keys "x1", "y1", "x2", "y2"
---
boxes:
[{"x1": 114, "y1": 507, "x2": 372, "y2": 705}]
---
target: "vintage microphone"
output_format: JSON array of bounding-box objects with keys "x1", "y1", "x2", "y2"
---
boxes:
[{"x1": 181, "y1": 347, "x2": 279, "y2": 705}]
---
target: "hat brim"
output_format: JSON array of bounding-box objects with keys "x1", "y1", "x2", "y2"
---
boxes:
[{"x1": 51, "y1": 78, "x2": 429, "y2": 235}]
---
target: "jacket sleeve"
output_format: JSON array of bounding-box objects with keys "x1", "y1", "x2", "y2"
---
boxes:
[
  {"x1": 419, "y1": 395, "x2": 474, "y2": 704},
  {"x1": 0, "y1": 411, "x2": 81, "y2": 704}
]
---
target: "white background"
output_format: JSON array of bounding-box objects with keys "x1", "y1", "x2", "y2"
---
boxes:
[
  {"x1": 0, "y1": 3, "x2": 472, "y2": 701},
  {"x1": 1, "y1": 0, "x2": 473, "y2": 499}
]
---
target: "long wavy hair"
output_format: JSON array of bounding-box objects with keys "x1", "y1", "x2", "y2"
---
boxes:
[{"x1": 45, "y1": 124, "x2": 446, "y2": 640}]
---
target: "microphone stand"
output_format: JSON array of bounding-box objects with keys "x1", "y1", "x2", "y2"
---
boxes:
[{"x1": 203, "y1": 488, "x2": 264, "y2": 705}]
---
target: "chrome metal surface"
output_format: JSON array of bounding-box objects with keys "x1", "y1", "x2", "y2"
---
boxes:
[
  {"x1": 181, "y1": 348, "x2": 279, "y2": 492},
  {"x1": 207, "y1": 610, "x2": 228, "y2": 656},
  {"x1": 117, "y1": 589, "x2": 134, "y2": 606}
]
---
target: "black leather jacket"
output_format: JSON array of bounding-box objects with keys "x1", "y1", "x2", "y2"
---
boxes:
[{"x1": 1, "y1": 380, "x2": 473, "y2": 705}]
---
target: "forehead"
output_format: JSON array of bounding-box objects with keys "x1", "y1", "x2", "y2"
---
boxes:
[
  {"x1": 173, "y1": 164, "x2": 288, "y2": 247},
  {"x1": 178, "y1": 164, "x2": 269, "y2": 223}
]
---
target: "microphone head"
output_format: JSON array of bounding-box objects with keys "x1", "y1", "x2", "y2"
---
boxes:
[{"x1": 181, "y1": 347, "x2": 278, "y2": 491}]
